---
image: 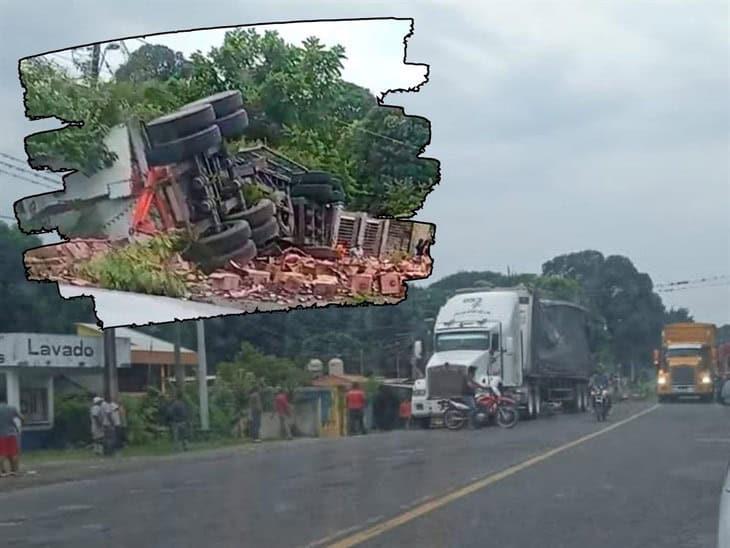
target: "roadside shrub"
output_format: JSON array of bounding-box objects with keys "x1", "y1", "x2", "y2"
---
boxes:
[{"x1": 50, "y1": 394, "x2": 91, "y2": 448}]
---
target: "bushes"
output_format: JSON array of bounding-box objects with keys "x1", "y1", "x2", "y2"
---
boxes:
[{"x1": 51, "y1": 394, "x2": 92, "y2": 449}]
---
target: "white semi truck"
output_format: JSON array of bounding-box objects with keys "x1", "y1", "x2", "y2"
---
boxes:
[{"x1": 411, "y1": 286, "x2": 594, "y2": 427}]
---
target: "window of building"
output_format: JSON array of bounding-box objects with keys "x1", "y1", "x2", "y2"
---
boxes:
[{"x1": 20, "y1": 387, "x2": 49, "y2": 424}]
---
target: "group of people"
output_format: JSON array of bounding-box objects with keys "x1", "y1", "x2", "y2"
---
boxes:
[
  {"x1": 347, "y1": 382, "x2": 413, "y2": 435},
  {"x1": 0, "y1": 399, "x2": 23, "y2": 477},
  {"x1": 247, "y1": 386, "x2": 294, "y2": 443},
  {"x1": 89, "y1": 395, "x2": 127, "y2": 456}
]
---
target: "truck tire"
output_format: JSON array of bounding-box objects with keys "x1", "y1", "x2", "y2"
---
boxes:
[
  {"x1": 146, "y1": 125, "x2": 222, "y2": 167},
  {"x1": 251, "y1": 216, "x2": 279, "y2": 246},
  {"x1": 196, "y1": 220, "x2": 252, "y2": 255},
  {"x1": 226, "y1": 198, "x2": 276, "y2": 227},
  {"x1": 145, "y1": 104, "x2": 216, "y2": 146},
  {"x1": 214, "y1": 109, "x2": 249, "y2": 140},
  {"x1": 197, "y1": 239, "x2": 257, "y2": 274},
  {"x1": 534, "y1": 388, "x2": 542, "y2": 417},
  {"x1": 183, "y1": 90, "x2": 244, "y2": 118},
  {"x1": 526, "y1": 385, "x2": 537, "y2": 419}
]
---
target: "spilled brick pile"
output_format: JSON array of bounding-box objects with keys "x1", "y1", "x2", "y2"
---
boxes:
[{"x1": 23, "y1": 238, "x2": 432, "y2": 306}]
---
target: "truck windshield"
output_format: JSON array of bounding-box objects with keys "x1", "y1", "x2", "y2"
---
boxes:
[
  {"x1": 666, "y1": 348, "x2": 703, "y2": 358},
  {"x1": 435, "y1": 332, "x2": 490, "y2": 352}
]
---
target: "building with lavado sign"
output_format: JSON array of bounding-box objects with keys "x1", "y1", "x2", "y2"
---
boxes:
[{"x1": 0, "y1": 332, "x2": 132, "y2": 448}]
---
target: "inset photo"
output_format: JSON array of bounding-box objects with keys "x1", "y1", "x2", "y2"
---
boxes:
[{"x1": 14, "y1": 20, "x2": 438, "y2": 325}]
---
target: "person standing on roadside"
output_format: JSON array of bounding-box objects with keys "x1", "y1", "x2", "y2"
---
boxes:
[
  {"x1": 248, "y1": 386, "x2": 263, "y2": 443},
  {"x1": 399, "y1": 397, "x2": 412, "y2": 430},
  {"x1": 90, "y1": 396, "x2": 105, "y2": 456},
  {"x1": 274, "y1": 388, "x2": 293, "y2": 441},
  {"x1": 100, "y1": 396, "x2": 116, "y2": 456},
  {"x1": 110, "y1": 400, "x2": 127, "y2": 451},
  {"x1": 168, "y1": 392, "x2": 190, "y2": 451},
  {"x1": 0, "y1": 400, "x2": 23, "y2": 477},
  {"x1": 345, "y1": 383, "x2": 367, "y2": 436}
]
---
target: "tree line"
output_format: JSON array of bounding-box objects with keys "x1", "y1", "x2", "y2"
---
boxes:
[{"x1": 1, "y1": 223, "x2": 712, "y2": 380}]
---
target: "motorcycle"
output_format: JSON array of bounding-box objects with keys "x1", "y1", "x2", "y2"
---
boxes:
[
  {"x1": 437, "y1": 390, "x2": 519, "y2": 430},
  {"x1": 591, "y1": 386, "x2": 610, "y2": 422}
]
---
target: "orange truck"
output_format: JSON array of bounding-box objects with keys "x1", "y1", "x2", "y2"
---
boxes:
[{"x1": 654, "y1": 322, "x2": 719, "y2": 402}]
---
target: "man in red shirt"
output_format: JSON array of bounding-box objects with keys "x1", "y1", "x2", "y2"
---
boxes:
[
  {"x1": 274, "y1": 388, "x2": 293, "y2": 441},
  {"x1": 345, "y1": 383, "x2": 367, "y2": 436}
]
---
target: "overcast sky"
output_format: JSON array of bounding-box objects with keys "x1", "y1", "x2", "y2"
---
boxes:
[{"x1": 0, "y1": 1, "x2": 728, "y2": 324}]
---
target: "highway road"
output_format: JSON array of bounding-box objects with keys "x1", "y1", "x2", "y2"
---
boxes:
[{"x1": 1, "y1": 400, "x2": 727, "y2": 547}]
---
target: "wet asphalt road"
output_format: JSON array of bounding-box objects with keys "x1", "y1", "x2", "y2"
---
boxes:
[{"x1": 1, "y1": 400, "x2": 727, "y2": 548}]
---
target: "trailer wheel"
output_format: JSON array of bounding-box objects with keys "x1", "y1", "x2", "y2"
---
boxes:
[
  {"x1": 197, "y1": 239, "x2": 257, "y2": 274},
  {"x1": 251, "y1": 216, "x2": 280, "y2": 246},
  {"x1": 526, "y1": 386, "x2": 536, "y2": 419},
  {"x1": 290, "y1": 183, "x2": 336, "y2": 203},
  {"x1": 226, "y1": 198, "x2": 276, "y2": 227},
  {"x1": 534, "y1": 388, "x2": 542, "y2": 417},
  {"x1": 145, "y1": 103, "x2": 216, "y2": 146},
  {"x1": 183, "y1": 90, "x2": 244, "y2": 118},
  {"x1": 579, "y1": 385, "x2": 588, "y2": 412},
  {"x1": 214, "y1": 109, "x2": 249, "y2": 140},
  {"x1": 184, "y1": 221, "x2": 253, "y2": 263},
  {"x1": 146, "y1": 125, "x2": 222, "y2": 167}
]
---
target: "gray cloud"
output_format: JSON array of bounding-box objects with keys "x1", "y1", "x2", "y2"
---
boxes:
[{"x1": 0, "y1": 0, "x2": 728, "y2": 323}]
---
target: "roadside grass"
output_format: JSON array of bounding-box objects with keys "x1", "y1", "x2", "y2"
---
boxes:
[{"x1": 22, "y1": 437, "x2": 250, "y2": 466}]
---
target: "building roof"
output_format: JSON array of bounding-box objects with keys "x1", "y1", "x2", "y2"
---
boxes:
[{"x1": 75, "y1": 323, "x2": 197, "y2": 366}]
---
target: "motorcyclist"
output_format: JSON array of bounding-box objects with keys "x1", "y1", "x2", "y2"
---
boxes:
[
  {"x1": 589, "y1": 370, "x2": 612, "y2": 411},
  {"x1": 461, "y1": 367, "x2": 486, "y2": 428}
]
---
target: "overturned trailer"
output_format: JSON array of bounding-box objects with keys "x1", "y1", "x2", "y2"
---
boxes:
[
  {"x1": 16, "y1": 89, "x2": 426, "y2": 273},
  {"x1": 412, "y1": 286, "x2": 594, "y2": 427}
]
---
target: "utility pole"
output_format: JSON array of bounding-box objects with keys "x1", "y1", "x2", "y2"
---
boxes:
[
  {"x1": 174, "y1": 323, "x2": 184, "y2": 396},
  {"x1": 102, "y1": 327, "x2": 118, "y2": 401},
  {"x1": 196, "y1": 320, "x2": 209, "y2": 431},
  {"x1": 90, "y1": 44, "x2": 101, "y2": 82},
  {"x1": 359, "y1": 348, "x2": 364, "y2": 376}
]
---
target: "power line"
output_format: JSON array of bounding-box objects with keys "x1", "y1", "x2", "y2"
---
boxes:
[
  {"x1": 654, "y1": 274, "x2": 730, "y2": 288},
  {"x1": 0, "y1": 156, "x2": 61, "y2": 187},
  {"x1": 0, "y1": 167, "x2": 61, "y2": 191},
  {"x1": 0, "y1": 153, "x2": 64, "y2": 184}
]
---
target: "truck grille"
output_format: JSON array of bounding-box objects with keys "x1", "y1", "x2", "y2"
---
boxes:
[{"x1": 671, "y1": 366, "x2": 695, "y2": 386}]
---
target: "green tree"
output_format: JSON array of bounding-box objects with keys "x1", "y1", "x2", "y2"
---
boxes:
[
  {"x1": 115, "y1": 44, "x2": 192, "y2": 83},
  {"x1": 0, "y1": 222, "x2": 96, "y2": 332}
]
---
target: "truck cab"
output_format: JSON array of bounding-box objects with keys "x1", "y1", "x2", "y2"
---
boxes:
[
  {"x1": 655, "y1": 323, "x2": 718, "y2": 402},
  {"x1": 416, "y1": 289, "x2": 523, "y2": 425}
]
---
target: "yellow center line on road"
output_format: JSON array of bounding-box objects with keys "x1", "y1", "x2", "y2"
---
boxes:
[{"x1": 325, "y1": 404, "x2": 660, "y2": 548}]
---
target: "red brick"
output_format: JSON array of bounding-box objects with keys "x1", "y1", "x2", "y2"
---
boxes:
[
  {"x1": 379, "y1": 272, "x2": 402, "y2": 295},
  {"x1": 244, "y1": 269, "x2": 271, "y2": 285},
  {"x1": 282, "y1": 272, "x2": 308, "y2": 293},
  {"x1": 313, "y1": 275, "x2": 338, "y2": 298},
  {"x1": 351, "y1": 274, "x2": 373, "y2": 294},
  {"x1": 209, "y1": 272, "x2": 241, "y2": 291}
]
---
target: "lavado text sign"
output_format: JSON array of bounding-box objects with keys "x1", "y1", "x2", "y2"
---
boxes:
[{"x1": 0, "y1": 333, "x2": 131, "y2": 368}]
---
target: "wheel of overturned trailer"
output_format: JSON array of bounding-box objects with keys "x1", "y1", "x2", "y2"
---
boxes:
[
  {"x1": 183, "y1": 90, "x2": 244, "y2": 118},
  {"x1": 196, "y1": 239, "x2": 258, "y2": 275},
  {"x1": 250, "y1": 216, "x2": 280, "y2": 246},
  {"x1": 145, "y1": 103, "x2": 217, "y2": 146},
  {"x1": 214, "y1": 109, "x2": 249, "y2": 140},
  {"x1": 225, "y1": 198, "x2": 276, "y2": 227},
  {"x1": 146, "y1": 125, "x2": 223, "y2": 167},
  {"x1": 195, "y1": 220, "x2": 252, "y2": 254}
]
